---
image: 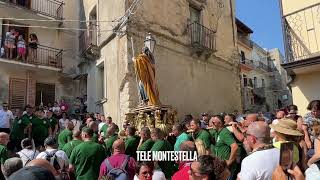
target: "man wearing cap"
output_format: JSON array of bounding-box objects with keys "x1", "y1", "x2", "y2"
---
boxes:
[
  {"x1": 200, "y1": 113, "x2": 209, "y2": 129},
  {"x1": 9, "y1": 108, "x2": 31, "y2": 151},
  {"x1": 31, "y1": 110, "x2": 51, "y2": 148},
  {"x1": 57, "y1": 121, "x2": 74, "y2": 149},
  {"x1": 62, "y1": 130, "x2": 82, "y2": 158},
  {"x1": 69, "y1": 127, "x2": 105, "y2": 180},
  {"x1": 0, "y1": 103, "x2": 14, "y2": 134},
  {"x1": 238, "y1": 121, "x2": 280, "y2": 180},
  {"x1": 36, "y1": 137, "x2": 69, "y2": 172}
]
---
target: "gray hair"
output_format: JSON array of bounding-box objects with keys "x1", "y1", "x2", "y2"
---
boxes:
[{"x1": 1, "y1": 157, "x2": 23, "y2": 178}]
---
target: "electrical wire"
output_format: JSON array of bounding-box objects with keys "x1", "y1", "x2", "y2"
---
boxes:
[
  {"x1": 0, "y1": 17, "x2": 116, "y2": 23},
  {"x1": 1, "y1": 23, "x2": 113, "y2": 32}
]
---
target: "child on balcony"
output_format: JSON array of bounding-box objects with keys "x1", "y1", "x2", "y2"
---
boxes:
[{"x1": 17, "y1": 35, "x2": 26, "y2": 61}]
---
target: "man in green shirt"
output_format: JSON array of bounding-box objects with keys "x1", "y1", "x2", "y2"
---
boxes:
[
  {"x1": 31, "y1": 110, "x2": 51, "y2": 149},
  {"x1": 125, "y1": 126, "x2": 140, "y2": 159},
  {"x1": 190, "y1": 119, "x2": 211, "y2": 150},
  {"x1": 211, "y1": 115, "x2": 238, "y2": 176},
  {"x1": 100, "y1": 116, "x2": 112, "y2": 138},
  {"x1": 88, "y1": 121, "x2": 99, "y2": 143},
  {"x1": 9, "y1": 108, "x2": 31, "y2": 151},
  {"x1": 62, "y1": 130, "x2": 82, "y2": 158},
  {"x1": 172, "y1": 123, "x2": 189, "y2": 151},
  {"x1": 47, "y1": 111, "x2": 58, "y2": 137},
  {"x1": 0, "y1": 133, "x2": 9, "y2": 180},
  {"x1": 21, "y1": 105, "x2": 35, "y2": 138},
  {"x1": 58, "y1": 121, "x2": 74, "y2": 149},
  {"x1": 150, "y1": 128, "x2": 175, "y2": 179},
  {"x1": 137, "y1": 127, "x2": 154, "y2": 151},
  {"x1": 104, "y1": 123, "x2": 119, "y2": 156},
  {"x1": 69, "y1": 127, "x2": 105, "y2": 180}
]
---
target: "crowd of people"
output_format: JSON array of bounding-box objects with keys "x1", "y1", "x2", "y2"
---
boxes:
[{"x1": 0, "y1": 99, "x2": 320, "y2": 180}]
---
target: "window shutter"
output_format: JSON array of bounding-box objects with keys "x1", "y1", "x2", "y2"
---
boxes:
[{"x1": 9, "y1": 78, "x2": 27, "y2": 109}]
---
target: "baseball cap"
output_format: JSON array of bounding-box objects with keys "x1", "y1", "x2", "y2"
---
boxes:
[{"x1": 8, "y1": 166, "x2": 55, "y2": 180}]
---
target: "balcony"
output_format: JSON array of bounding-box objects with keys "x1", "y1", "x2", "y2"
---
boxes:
[
  {"x1": 240, "y1": 58, "x2": 255, "y2": 70},
  {"x1": 0, "y1": 0, "x2": 63, "y2": 19},
  {"x1": 79, "y1": 29, "x2": 100, "y2": 60},
  {"x1": 188, "y1": 22, "x2": 216, "y2": 53},
  {"x1": 238, "y1": 35, "x2": 253, "y2": 48},
  {"x1": 0, "y1": 44, "x2": 63, "y2": 69},
  {"x1": 282, "y1": 2, "x2": 320, "y2": 73}
]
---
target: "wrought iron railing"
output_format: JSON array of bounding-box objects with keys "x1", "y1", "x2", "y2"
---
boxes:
[
  {"x1": 238, "y1": 35, "x2": 253, "y2": 48},
  {"x1": 0, "y1": 44, "x2": 63, "y2": 69},
  {"x1": 1, "y1": 0, "x2": 64, "y2": 19},
  {"x1": 240, "y1": 58, "x2": 255, "y2": 68},
  {"x1": 79, "y1": 27, "x2": 98, "y2": 54},
  {"x1": 282, "y1": 3, "x2": 320, "y2": 63},
  {"x1": 188, "y1": 22, "x2": 216, "y2": 51},
  {"x1": 241, "y1": 58, "x2": 275, "y2": 72}
]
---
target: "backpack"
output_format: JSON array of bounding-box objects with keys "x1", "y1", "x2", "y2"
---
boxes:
[
  {"x1": 104, "y1": 155, "x2": 130, "y2": 180},
  {"x1": 44, "y1": 150, "x2": 61, "y2": 170}
]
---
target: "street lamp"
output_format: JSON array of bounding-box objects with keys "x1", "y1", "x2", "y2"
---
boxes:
[{"x1": 144, "y1": 33, "x2": 156, "y2": 53}]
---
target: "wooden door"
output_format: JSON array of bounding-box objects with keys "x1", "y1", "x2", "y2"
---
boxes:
[{"x1": 9, "y1": 78, "x2": 27, "y2": 109}]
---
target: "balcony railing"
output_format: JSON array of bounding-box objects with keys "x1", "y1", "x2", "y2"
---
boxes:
[
  {"x1": 0, "y1": 44, "x2": 63, "y2": 69},
  {"x1": 1, "y1": 0, "x2": 64, "y2": 19},
  {"x1": 240, "y1": 58, "x2": 255, "y2": 68},
  {"x1": 282, "y1": 3, "x2": 320, "y2": 63},
  {"x1": 241, "y1": 58, "x2": 275, "y2": 72},
  {"x1": 188, "y1": 22, "x2": 216, "y2": 52},
  {"x1": 238, "y1": 35, "x2": 253, "y2": 48},
  {"x1": 79, "y1": 28, "x2": 99, "y2": 60}
]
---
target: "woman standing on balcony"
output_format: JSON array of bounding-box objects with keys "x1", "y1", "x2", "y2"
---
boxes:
[
  {"x1": 28, "y1": 33, "x2": 38, "y2": 62},
  {"x1": 5, "y1": 29, "x2": 17, "y2": 59}
]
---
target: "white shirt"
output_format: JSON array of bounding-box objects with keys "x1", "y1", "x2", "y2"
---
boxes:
[
  {"x1": 306, "y1": 164, "x2": 320, "y2": 180},
  {"x1": 134, "y1": 170, "x2": 166, "y2": 180},
  {"x1": 98, "y1": 122, "x2": 106, "y2": 133},
  {"x1": 0, "y1": 109, "x2": 14, "y2": 128},
  {"x1": 52, "y1": 106, "x2": 61, "y2": 113},
  {"x1": 59, "y1": 118, "x2": 69, "y2": 131},
  {"x1": 18, "y1": 149, "x2": 40, "y2": 166},
  {"x1": 239, "y1": 148, "x2": 280, "y2": 180},
  {"x1": 36, "y1": 149, "x2": 69, "y2": 169}
]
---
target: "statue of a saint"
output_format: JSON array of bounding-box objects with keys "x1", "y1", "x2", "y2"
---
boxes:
[{"x1": 132, "y1": 47, "x2": 160, "y2": 106}]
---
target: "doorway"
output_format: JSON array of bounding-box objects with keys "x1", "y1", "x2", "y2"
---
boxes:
[{"x1": 35, "y1": 83, "x2": 55, "y2": 106}]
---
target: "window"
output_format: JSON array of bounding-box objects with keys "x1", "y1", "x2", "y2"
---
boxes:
[
  {"x1": 189, "y1": 6, "x2": 201, "y2": 23},
  {"x1": 241, "y1": 51, "x2": 246, "y2": 63},
  {"x1": 243, "y1": 74, "x2": 247, "y2": 87},
  {"x1": 253, "y1": 77, "x2": 257, "y2": 88},
  {"x1": 262, "y1": 78, "x2": 265, "y2": 87},
  {"x1": 89, "y1": 6, "x2": 97, "y2": 45},
  {"x1": 35, "y1": 83, "x2": 55, "y2": 107},
  {"x1": 98, "y1": 66, "x2": 105, "y2": 99}
]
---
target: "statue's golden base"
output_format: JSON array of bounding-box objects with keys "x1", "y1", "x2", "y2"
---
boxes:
[{"x1": 125, "y1": 105, "x2": 178, "y2": 134}]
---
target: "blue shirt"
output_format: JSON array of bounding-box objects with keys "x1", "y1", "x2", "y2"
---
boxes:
[{"x1": 174, "y1": 132, "x2": 189, "y2": 151}]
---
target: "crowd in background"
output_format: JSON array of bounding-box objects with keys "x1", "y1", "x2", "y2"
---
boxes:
[{"x1": 0, "y1": 99, "x2": 320, "y2": 180}]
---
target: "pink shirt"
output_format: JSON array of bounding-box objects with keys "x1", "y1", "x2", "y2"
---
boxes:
[
  {"x1": 172, "y1": 162, "x2": 191, "y2": 180},
  {"x1": 99, "y1": 153, "x2": 137, "y2": 180}
]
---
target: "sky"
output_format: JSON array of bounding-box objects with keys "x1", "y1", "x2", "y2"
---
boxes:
[{"x1": 235, "y1": 0, "x2": 284, "y2": 54}]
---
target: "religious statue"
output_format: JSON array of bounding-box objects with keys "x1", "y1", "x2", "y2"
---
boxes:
[{"x1": 132, "y1": 47, "x2": 160, "y2": 106}]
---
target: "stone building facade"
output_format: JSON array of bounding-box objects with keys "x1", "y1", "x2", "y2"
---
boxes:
[{"x1": 79, "y1": 0, "x2": 242, "y2": 125}]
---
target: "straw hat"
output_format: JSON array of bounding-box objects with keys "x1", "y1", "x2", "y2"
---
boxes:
[{"x1": 269, "y1": 118, "x2": 303, "y2": 136}]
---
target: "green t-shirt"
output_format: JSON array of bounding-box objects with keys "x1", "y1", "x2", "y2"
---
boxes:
[
  {"x1": 213, "y1": 128, "x2": 236, "y2": 160},
  {"x1": 137, "y1": 139, "x2": 154, "y2": 151},
  {"x1": 70, "y1": 141, "x2": 106, "y2": 180},
  {"x1": 62, "y1": 139, "x2": 82, "y2": 158},
  {"x1": 100, "y1": 124, "x2": 108, "y2": 137},
  {"x1": 48, "y1": 117, "x2": 58, "y2": 131},
  {"x1": 10, "y1": 117, "x2": 31, "y2": 140},
  {"x1": 58, "y1": 129, "x2": 73, "y2": 149},
  {"x1": 174, "y1": 132, "x2": 189, "y2": 151},
  {"x1": 0, "y1": 144, "x2": 8, "y2": 164},
  {"x1": 151, "y1": 140, "x2": 175, "y2": 178},
  {"x1": 125, "y1": 135, "x2": 140, "y2": 159},
  {"x1": 31, "y1": 117, "x2": 50, "y2": 139},
  {"x1": 104, "y1": 134, "x2": 118, "y2": 156},
  {"x1": 193, "y1": 129, "x2": 211, "y2": 149},
  {"x1": 92, "y1": 133, "x2": 99, "y2": 143}
]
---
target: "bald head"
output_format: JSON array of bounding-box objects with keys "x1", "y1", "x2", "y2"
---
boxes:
[
  {"x1": 112, "y1": 139, "x2": 125, "y2": 154},
  {"x1": 246, "y1": 114, "x2": 258, "y2": 122},
  {"x1": 73, "y1": 130, "x2": 81, "y2": 139},
  {"x1": 67, "y1": 121, "x2": 74, "y2": 131},
  {"x1": 88, "y1": 121, "x2": 98, "y2": 132},
  {"x1": 180, "y1": 141, "x2": 196, "y2": 152},
  {"x1": 26, "y1": 159, "x2": 58, "y2": 176},
  {"x1": 247, "y1": 121, "x2": 270, "y2": 143},
  {"x1": 0, "y1": 133, "x2": 9, "y2": 146}
]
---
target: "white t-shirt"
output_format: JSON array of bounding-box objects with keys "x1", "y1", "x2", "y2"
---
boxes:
[
  {"x1": 134, "y1": 170, "x2": 166, "y2": 180},
  {"x1": 0, "y1": 109, "x2": 14, "y2": 128},
  {"x1": 59, "y1": 118, "x2": 69, "y2": 131},
  {"x1": 36, "y1": 149, "x2": 69, "y2": 170},
  {"x1": 238, "y1": 148, "x2": 280, "y2": 180},
  {"x1": 52, "y1": 106, "x2": 61, "y2": 113},
  {"x1": 306, "y1": 164, "x2": 320, "y2": 180},
  {"x1": 98, "y1": 122, "x2": 106, "y2": 133},
  {"x1": 17, "y1": 149, "x2": 40, "y2": 166}
]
